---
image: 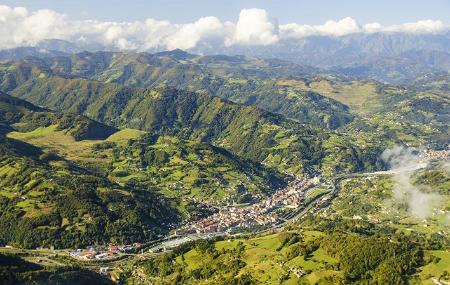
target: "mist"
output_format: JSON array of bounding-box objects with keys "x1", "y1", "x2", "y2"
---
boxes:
[{"x1": 381, "y1": 146, "x2": 440, "y2": 220}]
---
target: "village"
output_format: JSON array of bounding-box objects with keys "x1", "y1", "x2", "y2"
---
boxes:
[
  {"x1": 69, "y1": 242, "x2": 144, "y2": 261},
  {"x1": 421, "y1": 147, "x2": 450, "y2": 161},
  {"x1": 66, "y1": 176, "x2": 324, "y2": 262},
  {"x1": 174, "y1": 176, "x2": 321, "y2": 235}
]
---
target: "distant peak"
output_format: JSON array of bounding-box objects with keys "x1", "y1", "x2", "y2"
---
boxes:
[{"x1": 155, "y1": 49, "x2": 195, "y2": 60}]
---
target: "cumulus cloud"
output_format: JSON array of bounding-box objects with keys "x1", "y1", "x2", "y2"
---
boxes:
[
  {"x1": 280, "y1": 17, "x2": 361, "y2": 38},
  {"x1": 0, "y1": 6, "x2": 67, "y2": 48},
  {"x1": 165, "y1": 16, "x2": 228, "y2": 50},
  {"x1": 0, "y1": 5, "x2": 448, "y2": 51},
  {"x1": 226, "y1": 8, "x2": 279, "y2": 46},
  {"x1": 363, "y1": 20, "x2": 446, "y2": 34},
  {"x1": 280, "y1": 17, "x2": 447, "y2": 39}
]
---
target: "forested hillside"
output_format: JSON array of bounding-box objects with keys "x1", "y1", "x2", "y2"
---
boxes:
[
  {"x1": 0, "y1": 72, "x2": 383, "y2": 177},
  {"x1": 0, "y1": 93, "x2": 179, "y2": 248},
  {"x1": 0, "y1": 1, "x2": 449, "y2": 283},
  {"x1": 0, "y1": 52, "x2": 353, "y2": 129},
  {"x1": 0, "y1": 91, "x2": 297, "y2": 248},
  {"x1": 1, "y1": 51, "x2": 447, "y2": 147}
]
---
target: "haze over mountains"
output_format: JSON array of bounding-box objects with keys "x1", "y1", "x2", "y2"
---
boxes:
[
  {"x1": 2, "y1": 33, "x2": 450, "y2": 85},
  {"x1": 1, "y1": 5, "x2": 450, "y2": 84}
]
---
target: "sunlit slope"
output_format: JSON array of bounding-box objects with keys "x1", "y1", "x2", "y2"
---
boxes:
[
  {"x1": 0, "y1": 93, "x2": 178, "y2": 248},
  {"x1": 0, "y1": 52, "x2": 354, "y2": 130},
  {"x1": 0, "y1": 93, "x2": 294, "y2": 248},
  {"x1": 5, "y1": 76, "x2": 381, "y2": 176}
]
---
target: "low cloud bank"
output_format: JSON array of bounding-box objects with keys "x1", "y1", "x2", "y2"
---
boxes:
[
  {"x1": 0, "y1": 5, "x2": 448, "y2": 51},
  {"x1": 381, "y1": 146, "x2": 440, "y2": 219}
]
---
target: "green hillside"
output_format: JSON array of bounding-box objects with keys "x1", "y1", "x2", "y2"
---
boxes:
[
  {"x1": 122, "y1": 165, "x2": 450, "y2": 285},
  {"x1": 1, "y1": 51, "x2": 448, "y2": 146},
  {"x1": 0, "y1": 52, "x2": 353, "y2": 130},
  {"x1": 0, "y1": 253, "x2": 113, "y2": 285},
  {"x1": 0, "y1": 50, "x2": 448, "y2": 285},
  {"x1": 0, "y1": 92, "x2": 298, "y2": 248},
  {"x1": 123, "y1": 230, "x2": 438, "y2": 285},
  {"x1": 2, "y1": 75, "x2": 381, "y2": 177},
  {"x1": 0, "y1": 94, "x2": 179, "y2": 248},
  {"x1": 109, "y1": 134, "x2": 287, "y2": 203}
]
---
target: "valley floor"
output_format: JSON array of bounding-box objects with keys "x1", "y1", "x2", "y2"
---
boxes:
[{"x1": 2, "y1": 165, "x2": 448, "y2": 284}]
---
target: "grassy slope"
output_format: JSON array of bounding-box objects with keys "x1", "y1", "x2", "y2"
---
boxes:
[
  {"x1": 0, "y1": 95, "x2": 180, "y2": 248},
  {"x1": 419, "y1": 250, "x2": 450, "y2": 284},
  {"x1": 1, "y1": 52, "x2": 353, "y2": 130},
  {"x1": 7, "y1": 123, "x2": 288, "y2": 205},
  {"x1": 110, "y1": 135, "x2": 287, "y2": 203},
  {"x1": 134, "y1": 228, "x2": 446, "y2": 285},
  {"x1": 291, "y1": 78, "x2": 450, "y2": 144},
  {"x1": 5, "y1": 76, "x2": 381, "y2": 177},
  {"x1": 7, "y1": 126, "x2": 107, "y2": 164},
  {"x1": 153, "y1": 231, "x2": 335, "y2": 285}
]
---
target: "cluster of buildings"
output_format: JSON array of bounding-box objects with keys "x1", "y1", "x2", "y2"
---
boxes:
[
  {"x1": 314, "y1": 195, "x2": 331, "y2": 207},
  {"x1": 149, "y1": 235, "x2": 197, "y2": 253},
  {"x1": 175, "y1": 177, "x2": 318, "y2": 235},
  {"x1": 421, "y1": 148, "x2": 450, "y2": 161},
  {"x1": 69, "y1": 243, "x2": 143, "y2": 261},
  {"x1": 148, "y1": 232, "x2": 222, "y2": 253}
]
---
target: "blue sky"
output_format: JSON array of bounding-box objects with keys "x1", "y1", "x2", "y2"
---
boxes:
[
  {"x1": 1, "y1": 1, "x2": 448, "y2": 51},
  {"x1": 2, "y1": 0, "x2": 449, "y2": 24}
]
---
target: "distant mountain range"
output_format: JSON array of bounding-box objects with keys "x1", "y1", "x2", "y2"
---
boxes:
[
  {"x1": 194, "y1": 32, "x2": 450, "y2": 84},
  {"x1": 3, "y1": 32, "x2": 449, "y2": 84}
]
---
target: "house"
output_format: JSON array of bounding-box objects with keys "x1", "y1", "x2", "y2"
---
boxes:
[
  {"x1": 99, "y1": 267, "x2": 110, "y2": 275},
  {"x1": 108, "y1": 245, "x2": 119, "y2": 252},
  {"x1": 70, "y1": 251, "x2": 80, "y2": 257},
  {"x1": 78, "y1": 252, "x2": 96, "y2": 260},
  {"x1": 95, "y1": 253, "x2": 109, "y2": 260}
]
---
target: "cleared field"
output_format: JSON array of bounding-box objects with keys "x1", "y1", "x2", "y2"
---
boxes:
[
  {"x1": 106, "y1": 128, "x2": 146, "y2": 142},
  {"x1": 7, "y1": 126, "x2": 145, "y2": 165},
  {"x1": 417, "y1": 250, "x2": 450, "y2": 284},
  {"x1": 277, "y1": 78, "x2": 384, "y2": 115},
  {"x1": 178, "y1": 232, "x2": 336, "y2": 284},
  {"x1": 7, "y1": 125, "x2": 108, "y2": 163},
  {"x1": 305, "y1": 187, "x2": 330, "y2": 202},
  {"x1": 308, "y1": 80, "x2": 383, "y2": 113}
]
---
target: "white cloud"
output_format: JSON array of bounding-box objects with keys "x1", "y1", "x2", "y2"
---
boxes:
[
  {"x1": 0, "y1": 5, "x2": 448, "y2": 51},
  {"x1": 165, "y1": 16, "x2": 226, "y2": 50},
  {"x1": 319, "y1": 17, "x2": 361, "y2": 36},
  {"x1": 280, "y1": 17, "x2": 361, "y2": 38},
  {"x1": 0, "y1": 5, "x2": 67, "y2": 48},
  {"x1": 226, "y1": 8, "x2": 279, "y2": 46},
  {"x1": 381, "y1": 146, "x2": 441, "y2": 220},
  {"x1": 363, "y1": 20, "x2": 446, "y2": 34},
  {"x1": 363, "y1": 22, "x2": 383, "y2": 34}
]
